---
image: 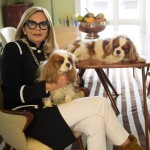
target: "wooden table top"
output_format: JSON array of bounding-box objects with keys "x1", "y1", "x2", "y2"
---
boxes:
[{"x1": 77, "y1": 59, "x2": 150, "y2": 69}]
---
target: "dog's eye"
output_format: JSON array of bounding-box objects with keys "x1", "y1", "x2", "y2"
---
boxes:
[
  {"x1": 68, "y1": 57, "x2": 73, "y2": 64},
  {"x1": 113, "y1": 43, "x2": 119, "y2": 49},
  {"x1": 122, "y1": 45, "x2": 130, "y2": 53},
  {"x1": 57, "y1": 59, "x2": 64, "y2": 64},
  {"x1": 124, "y1": 49, "x2": 129, "y2": 53}
]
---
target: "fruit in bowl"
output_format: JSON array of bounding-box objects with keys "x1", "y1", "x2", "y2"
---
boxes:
[{"x1": 77, "y1": 12, "x2": 107, "y2": 39}]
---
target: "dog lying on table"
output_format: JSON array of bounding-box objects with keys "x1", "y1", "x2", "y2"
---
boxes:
[
  {"x1": 38, "y1": 50, "x2": 88, "y2": 107},
  {"x1": 66, "y1": 35, "x2": 146, "y2": 64}
]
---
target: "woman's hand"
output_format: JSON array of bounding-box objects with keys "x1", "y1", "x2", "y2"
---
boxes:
[{"x1": 45, "y1": 74, "x2": 68, "y2": 92}]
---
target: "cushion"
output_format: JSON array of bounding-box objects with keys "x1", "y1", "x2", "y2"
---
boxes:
[
  {"x1": 0, "y1": 111, "x2": 27, "y2": 150},
  {"x1": 27, "y1": 137, "x2": 52, "y2": 150}
]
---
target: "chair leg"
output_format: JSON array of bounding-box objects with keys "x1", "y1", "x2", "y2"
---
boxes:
[{"x1": 77, "y1": 136, "x2": 84, "y2": 150}]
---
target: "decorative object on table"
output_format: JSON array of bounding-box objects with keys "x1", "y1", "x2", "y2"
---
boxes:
[
  {"x1": 58, "y1": 16, "x2": 78, "y2": 27},
  {"x1": 38, "y1": 50, "x2": 86, "y2": 107},
  {"x1": 66, "y1": 35, "x2": 146, "y2": 64},
  {"x1": 77, "y1": 9, "x2": 107, "y2": 39},
  {"x1": 66, "y1": 16, "x2": 70, "y2": 27}
]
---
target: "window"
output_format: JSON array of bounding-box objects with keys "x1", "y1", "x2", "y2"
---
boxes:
[
  {"x1": 119, "y1": 0, "x2": 139, "y2": 20},
  {"x1": 75, "y1": 0, "x2": 144, "y2": 25},
  {"x1": 86, "y1": 0, "x2": 113, "y2": 20}
]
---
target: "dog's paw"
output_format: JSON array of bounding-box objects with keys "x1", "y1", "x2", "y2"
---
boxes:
[
  {"x1": 43, "y1": 99, "x2": 53, "y2": 108},
  {"x1": 65, "y1": 97, "x2": 72, "y2": 103},
  {"x1": 74, "y1": 88, "x2": 86, "y2": 98},
  {"x1": 78, "y1": 91, "x2": 85, "y2": 97},
  {"x1": 138, "y1": 57, "x2": 146, "y2": 63}
]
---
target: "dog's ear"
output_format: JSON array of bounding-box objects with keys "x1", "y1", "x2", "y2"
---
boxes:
[
  {"x1": 39, "y1": 55, "x2": 58, "y2": 83},
  {"x1": 103, "y1": 38, "x2": 113, "y2": 56},
  {"x1": 68, "y1": 67, "x2": 77, "y2": 83},
  {"x1": 127, "y1": 39, "x2": 138, "y2": 61},
  {"x1": 67, "y1": 54, "x2": 77, "y2": 83}
]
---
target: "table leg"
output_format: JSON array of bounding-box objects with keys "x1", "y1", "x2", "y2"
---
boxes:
[
  {"x1": 100, "y1": 69, "x2": 119, "y2": 97},
  {"x1": 78, "y1": 68, "x2": 119, "y2": 115},
  {"x1": 95, "y1": 69, "x2": 120, "y2": 116},
  {"x1": 141, "y1": 67, "x2": 149, "y2": 150},
  {"x1": 146, "y1": 66, "x2": 149, "y2": 79},
  {"x1": 78, "y1": 69, "x2": 119, "y2": 96}
]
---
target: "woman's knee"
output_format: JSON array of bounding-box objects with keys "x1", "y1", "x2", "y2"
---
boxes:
[
  {"x1": 87, "y1": 116, "x2": 105, "y2": 136},
  {"x1": 73, "y1": 116, "x2": 105, "y2": 136}
]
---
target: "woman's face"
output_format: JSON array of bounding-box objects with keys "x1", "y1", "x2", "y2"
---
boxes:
[{"x1": 23, "y1": 11, "x2": 49, "y2": 47}]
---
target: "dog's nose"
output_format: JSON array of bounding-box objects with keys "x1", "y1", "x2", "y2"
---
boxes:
[
  {"x1": 66, "y1": 63, "x2": 70, "y2": 67},
  {"x1": 116, "y1": 50, "x2": 121, "y2": 54}
]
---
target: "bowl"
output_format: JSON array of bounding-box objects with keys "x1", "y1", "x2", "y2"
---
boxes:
[{"x1": 79, "y1": 21, "x2": 106, "y2": 39}]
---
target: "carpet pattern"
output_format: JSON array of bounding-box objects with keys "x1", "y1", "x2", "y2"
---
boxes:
[
  {"x1": 0, "y1": 68, "x2": 150, "y2": 150},
  {"x1": 69, "y1": 68, "x2": 150, "y2": 150}
]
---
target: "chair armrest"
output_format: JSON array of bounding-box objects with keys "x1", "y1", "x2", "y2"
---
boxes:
[{"x1": 0, "y1": 109, "x2": 33, "y2": 131}]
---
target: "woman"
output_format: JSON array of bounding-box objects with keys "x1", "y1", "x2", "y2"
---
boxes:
[{"x1": 1, "y1": 6, "x2": 144, "y2": 150}]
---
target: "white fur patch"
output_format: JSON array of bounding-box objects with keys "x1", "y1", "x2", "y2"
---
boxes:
[
  {"x1": 53, "y1": 49, "x2": 71, "y2": 57},
  {"x1": 119, "y1": 37, "x2": 127, "y2": 46}
]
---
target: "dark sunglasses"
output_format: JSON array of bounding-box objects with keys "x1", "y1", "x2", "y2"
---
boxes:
[{"x1": 25, "y1": 20, "x2": 50, "y2": 30}]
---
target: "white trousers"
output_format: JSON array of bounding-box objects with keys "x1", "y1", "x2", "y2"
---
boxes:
[{"x1": 58, "y1": 96, "x2": 129, "y2": 150}]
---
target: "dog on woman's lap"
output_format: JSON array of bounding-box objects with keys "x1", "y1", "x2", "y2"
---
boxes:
[
  {"x1": 38, "y1": 50, "x2": 85, "y2": 107},
  {"x1": 66, "y1": 35, "x2": 145, "y2": 64}
]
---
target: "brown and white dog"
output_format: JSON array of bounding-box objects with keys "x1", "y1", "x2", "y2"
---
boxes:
[
  {"x1": 38, "y1": 50, "x2": 84, "y2": 107},
  {"x1": 66, "y1": 35, "x2": 145, "y2": 64}
]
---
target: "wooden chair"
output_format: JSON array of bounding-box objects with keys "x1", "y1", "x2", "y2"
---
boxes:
[{"x1": 0, "y1": 108, "x2": 84, "y2": 150}]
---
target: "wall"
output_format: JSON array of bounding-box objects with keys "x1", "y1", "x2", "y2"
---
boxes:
[
  {"x1": 0, "y1": 0, "x2": 75, "y2": 28},
  {"x1": 0, "y1": 0, "x2": 7, "y2": 28},
  {"x1": 26, "y1": 0, "x2": 75, "y2": 27},
  {"x1": 25, "y1": 0, "x2": 51, "y2": 15},
  {"x1": 52, "y1": 0, "x2": 75, "y2": 27}
]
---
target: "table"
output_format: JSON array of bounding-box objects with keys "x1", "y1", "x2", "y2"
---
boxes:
[
  {"x1": 55, "y1": 27, "x2": 150, "y2": 150},
  {"x1": 77, "y1": 59, "x2": 150, "y2": 150}
]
